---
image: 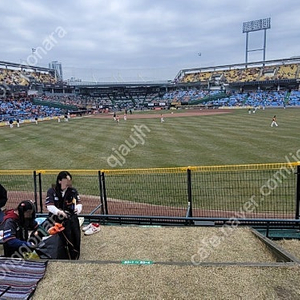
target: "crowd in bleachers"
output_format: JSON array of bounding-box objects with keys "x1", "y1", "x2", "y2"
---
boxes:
[
  {"x1": 162, "y1": 89, "x2": 220, "y2": 103},
  {"x1": 161, "y1": 88, "x2": 300, "y2": 108},
  {"x1": 0, "y1": 93, "x2": 116, "y2": 125},
  {"x1": 0, "y1": 68, "x2": 57, "y2": 87},
  {"x1": 37, "y1": 94, "x2": 115, "y2": 110},
  {"x1": 0, "y1": 69, "x2": 29, "y2": 86},
  {"x1": 28, "y1": 71, "x2": 57, "y2": 84},
  {"x1": 37, "y1": 94, "x2": 86, "y2": 107},
  {"x1": 1, "y1": 61, "x2": 300, "y2": 127},
  {"x1": 2, "y1": 61, "x2": 300, "y2": 88},
  {"x1": 206, "y1": 90, "x2": 300, "y2": 108},
  {"x1": 1, "y1": 88, "x2": 300, "y2": 126},
  {"x1": 180, "y1": 63, "x2": 300, "y2": 84},
  {"x1": 0, "y1": 96, "x2": 63, "y2": 123}
]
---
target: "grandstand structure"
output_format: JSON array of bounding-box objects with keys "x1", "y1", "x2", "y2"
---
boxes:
[
  {"x1": 63, "y1": 57, "x2": 300, "y2": 111},
  {"x1": 175, "y1": 57, "x2": 300, "y2": 91},
  {"x1": 1, "y1": 57, "x2": 300, "y2": 97},
  {"x1": 1, "y1": 57, "x2": 300, "y2": 122},
  {"x1": 0, "y1": 60, "x2": 60, "y2": 96}
]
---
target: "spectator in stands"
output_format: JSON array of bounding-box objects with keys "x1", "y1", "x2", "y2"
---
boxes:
[
  {"x1": 45, "y1": 171, "x2": 82, "y2": 260},
  {"x1": 2, "y1": 200, "x2": 38, "y2": 257},
  {"x1": 0, "y1": 183, "x2": 8, "y2": 223}
]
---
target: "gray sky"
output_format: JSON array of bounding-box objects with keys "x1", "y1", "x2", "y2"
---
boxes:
[{"x1": 1, "y1": 0, "x2": 300, "y2": 82}]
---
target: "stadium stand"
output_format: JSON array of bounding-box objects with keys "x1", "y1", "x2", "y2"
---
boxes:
[
  {"x1": 276, "y1": 63, "x2": 298, "y2": 80},
  {"x1": 0, "y1": 67, "x2": 57, "y2": 87},
  {"x1": 177, "y1": 58, "x2": 300, "y2": 88},
  {"x1": 1, "y1": 57, "x2": 300, "y2": 126},
  {"x1": 0, "y1": 96, "x2": 63, "y2": 122},
  {"x1": 180, "y1": 63, "x2": 300, "y2": 84}
]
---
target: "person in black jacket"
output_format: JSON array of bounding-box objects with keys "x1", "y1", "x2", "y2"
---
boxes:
[
  {"x1": 3, "y1": 200, "x2": 38, "y2": 257},
  {"x1": 45, "y1": 171, "x2": 82, "y2": 260},
  {"x1": 0, "y1": 184, "x2": 8, "y2": 223}
]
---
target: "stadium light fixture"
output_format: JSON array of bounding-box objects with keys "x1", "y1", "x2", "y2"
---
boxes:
[{"x1": 243, "y1": 18, "x2": 271, "y2": 64}]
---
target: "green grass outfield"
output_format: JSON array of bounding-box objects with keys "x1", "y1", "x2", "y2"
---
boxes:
[{"x1": 0, "y1": 107, "x2": 299, "y2": 170}]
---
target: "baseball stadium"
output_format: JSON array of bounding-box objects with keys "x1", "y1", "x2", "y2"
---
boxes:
[{"x1": 1, "y1": 18, "x2": 300, "y2": 300}]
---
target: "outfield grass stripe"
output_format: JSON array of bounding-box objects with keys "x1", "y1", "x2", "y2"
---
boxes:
[{"x1": 1, "y1": 109, "x2": 300, "y2": 169}]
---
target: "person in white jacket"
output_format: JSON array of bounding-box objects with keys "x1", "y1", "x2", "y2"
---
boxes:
[{"x1": 45, "y1": 171, "x2": 82, "y2": 259}]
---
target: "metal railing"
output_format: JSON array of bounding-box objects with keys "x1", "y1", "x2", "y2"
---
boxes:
[{"x1": 1, "y1": 162, "x2": 299, "y2": 226}]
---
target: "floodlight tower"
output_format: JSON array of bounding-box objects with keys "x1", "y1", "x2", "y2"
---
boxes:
[{"x1": 243, "y1": 18, "x2": 271, "y2": 64}]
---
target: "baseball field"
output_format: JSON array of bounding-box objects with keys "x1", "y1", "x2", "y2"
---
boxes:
[
  {"x1": 1, "y1": 107, "x2": 299, "y2": 170},
  {"x1": 1, "y1": 107, "x2": 300, "y2": 299}
]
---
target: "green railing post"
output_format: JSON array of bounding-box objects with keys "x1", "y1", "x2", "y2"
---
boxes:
[
  {"x1": 98, "y1": 170, "x2": 104, "y2": 214},
  {"x1": 33, "y1": 170, "x2": 38, "y2": 211},
  {"x1": 101, "y1": 172, "x2": 108, "y2": 215},
  {"x1": 90, "y1": 171, "x2": 105, "y2": 215},
  {"x1": 38, "y1": 172, "x2": 43, "y2": 213},
  {"x1": 186, "y1": 168, "x2": 193, "y2": 224}
]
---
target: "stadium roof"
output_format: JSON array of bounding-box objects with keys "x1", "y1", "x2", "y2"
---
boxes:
[
  {"x1": 0, "y1": 60, "x2": 53, "y2": 73},
  {"x1": 68, "y1": 80, "x2": 173, "y2": 88}
]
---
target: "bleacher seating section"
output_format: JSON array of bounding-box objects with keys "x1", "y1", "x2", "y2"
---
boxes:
[
  {"x1": 1, "y1": 60, "x2": 300, "y2": 126},
  {"x1": 0, "y1": 68, "x2": 57, "y2": 86},
  {"x1": 180, "y1": 63, "x2": 300, "y2": 84}
]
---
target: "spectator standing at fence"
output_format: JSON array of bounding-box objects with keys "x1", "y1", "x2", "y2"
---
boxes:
[
  {"x1": 2, "y1": 200, "x2": 37, "y2": 257},
  {"x1": 271, "y1": 115, "x2": 278, "y2": 127},
  {"x1": 45, "y1": 171, "x2": 82, "y2": 260},
  {"x1": 0, "y1": 183, "x2": 8, "y2": 223}
]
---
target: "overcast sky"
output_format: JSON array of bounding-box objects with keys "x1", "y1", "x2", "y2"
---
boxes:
[{"x1": 1, "y1": 0, "x2": 300, "y2": 82}]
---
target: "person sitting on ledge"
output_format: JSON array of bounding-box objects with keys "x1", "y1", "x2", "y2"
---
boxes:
[
  {"x1": 2, "y1": 200, "x2": 38, "y2": 257},
  {"x1": 45, "y1": 171, "x2": 82, "y2": 260}
]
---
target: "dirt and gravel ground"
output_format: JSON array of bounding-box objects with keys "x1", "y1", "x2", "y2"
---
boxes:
[
  {"x1": 32, "y1": 226, "x2": 300, "y2": 300},
  {"x1": 89, "y1": 108, "x2": 231, "y2": 120}
]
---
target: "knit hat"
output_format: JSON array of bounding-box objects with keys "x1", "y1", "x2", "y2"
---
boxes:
[{"x1": 17, "y1": 200, "x2": 36, "y2": 226}]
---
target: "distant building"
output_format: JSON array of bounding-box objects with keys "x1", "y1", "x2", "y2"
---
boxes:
[{"x1": 49, "y1": 61, "x2": 63, "y2": 81}]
